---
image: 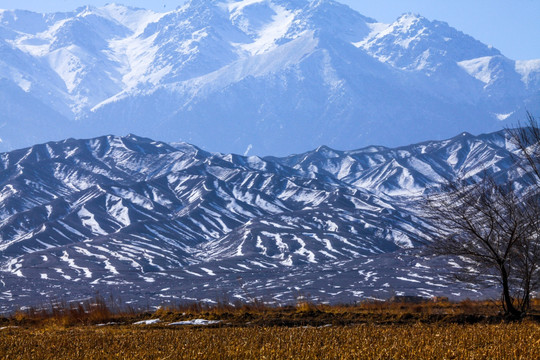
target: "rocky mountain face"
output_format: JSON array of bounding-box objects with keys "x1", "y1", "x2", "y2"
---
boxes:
[
  {"x1": 0, "y1": 130, "x2": 534, "y2": 310},
  {"x1": 0, "y1": 0, "x2": 539, "y2": 155}
]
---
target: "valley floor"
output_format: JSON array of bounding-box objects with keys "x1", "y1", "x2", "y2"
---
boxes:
[
  {"x1": 1, "y1": 300, "x2": 540, "y2": 359},
  {"x1": 1, "y1": 323, "x2": 539, "y2": 359}
]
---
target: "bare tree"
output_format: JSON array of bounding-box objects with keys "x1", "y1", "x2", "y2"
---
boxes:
[
  {"x1": 426, "y1": 175, "x2": 540, "y2": 319},
  {"x1": 425, "y1": 113, "x2": 540, "y2": 318},
  {"x1": 508, "y1": 111, "x2": 540, "y2": 184}
]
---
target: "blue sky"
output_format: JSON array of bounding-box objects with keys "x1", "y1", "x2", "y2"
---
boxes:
[{"x1": 1, "y1": 0, "x2": 539, "y2": 60}]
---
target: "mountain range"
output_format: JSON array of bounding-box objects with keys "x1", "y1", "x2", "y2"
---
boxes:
[
  {"x1": 1, "y1": 0, "x2": 539, "y2": 155},
  {"x1": 0, "y1": 129, "x2": 535, "y2": 311}
]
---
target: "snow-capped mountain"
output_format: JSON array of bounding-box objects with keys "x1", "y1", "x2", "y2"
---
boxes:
[
  {"x1": 0, "y1": 0, "x2": 539, "y2": 155},
  {"x1": 0, "y1": 130, "x2": 534, "y2": 310}
]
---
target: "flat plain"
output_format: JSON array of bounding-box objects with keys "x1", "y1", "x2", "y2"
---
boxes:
[
  {"x1": 1, "y1": 323, "x2": 539, "y2": 359},
  {"x1": 1, "y1": 300, "x2": 539, "y2": 359}
]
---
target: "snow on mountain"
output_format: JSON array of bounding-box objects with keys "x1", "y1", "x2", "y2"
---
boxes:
[
  {"x1": 516, "y1": 59, "x2": 540, "y2": 89},
  {"x1": 359, "y1": 13, "x2": 500, "y2": 71},
  {"x1": 0, "y1": 0, "x2": 538, "y2": 155},
  {"x1": 271, "y1": 131, "x2": 523, "y2": 196},
  {"x1": 0, "y1": 130, "x2": 535, "y2": 310}
]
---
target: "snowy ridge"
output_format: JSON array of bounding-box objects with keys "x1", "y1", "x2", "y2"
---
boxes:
[
  {"x1": 0, "y1": 0, "x2": 539, "y2": 154},
  {"x1": 0, "y1": 130, "x2": 535, "y2": 310}
]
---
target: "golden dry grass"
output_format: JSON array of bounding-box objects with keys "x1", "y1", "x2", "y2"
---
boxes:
[
  {"x1": 5, "y1": 297, "x2": 540, "y2": 327},
  {"x1": 2, "y1": 298, "x2": 539, "y2": 359},
  {"x1": 1, "y1": 323, "x2": 539, "y2": 359}
]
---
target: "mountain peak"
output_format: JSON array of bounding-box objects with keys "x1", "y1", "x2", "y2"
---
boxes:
[
  {"x1": 360, "y1": 9, "x2": 502, "y2": 73},
  {"x1": 395, "y1": 12, "x2": 426, "y2": 24},
  {"x1": 0, "y1": 1, "x2": 538, "y2": 155},
  {"x1": 74, "y1": 5, "x2": 98, "y2": 14},
  {"x1": 314, "y1": 145, "x2": 340, "y2": 157}
]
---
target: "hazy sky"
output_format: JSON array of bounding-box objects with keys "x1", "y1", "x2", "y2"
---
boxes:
[{"x1": 1, "y1": 0, "x2": 538, "y2": 60}]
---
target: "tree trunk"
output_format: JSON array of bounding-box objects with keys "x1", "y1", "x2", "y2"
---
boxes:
[
  {"x1": 520, "y1": 272, "x2": 531, "y2": 313},
  {"x1": 501, "y1": 265, "x2": 522, "y2": 319}
]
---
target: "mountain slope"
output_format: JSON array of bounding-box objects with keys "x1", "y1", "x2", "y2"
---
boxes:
[
  {"x1": 0, "y1": 130, "x2": 535, "y2": 310},
  {"x1": 0, "y1": 0, "x2": 539, "y2": 155}
]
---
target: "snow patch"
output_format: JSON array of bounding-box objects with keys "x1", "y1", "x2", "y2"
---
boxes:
[
  {"x1": 134, "y1": 319, "x2": 161, "y2": 325},
  {"x1": 243, "y1": 144, "x2": 253, "y2": 156},
  {"x1": 169, "y1": 319, "x2": 221, "y2": 326},
  {"x1": 230, "y1": 0, "x2": 296, "y2": 56},
  {"x1": 495, "y1": 112, "x2": 513, "y2": 121},
  {"x1": 200, "y1": 267, "x2": 216, "y2": 276},
  {"x1": 458, "y1": 56, "x2": 494, "y2": 84},
  {"x1": 60, "y1": 251, "x2": 92, "y2": 278},
  {"x1": 515, "y1": 59, "x2": 540, "y2": 85},
  {"x1": 78, "y1": 206, "x2": 108, "y2": 235}
]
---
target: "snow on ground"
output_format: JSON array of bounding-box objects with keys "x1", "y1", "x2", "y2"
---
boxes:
[
  {"x1": 132, "y1": 318, "x2": 220, "y2": 326},
  {"x1": 169, "y1": 319, "x2": 221, "y2": 326},
  {"x1": 133, "y1": 319, "x2": 161, "y2": 325},
  {"x1": 60, "y1": 251, "x2": 92, "y2": 279}
]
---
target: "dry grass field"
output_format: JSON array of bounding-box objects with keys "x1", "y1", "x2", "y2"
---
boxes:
[
  {"x1": 1, "y1": 323, "x2": 539, "y2": 359},
  {"x1": 1, "y1": 298, "x2": 539, "y2": 359}
]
